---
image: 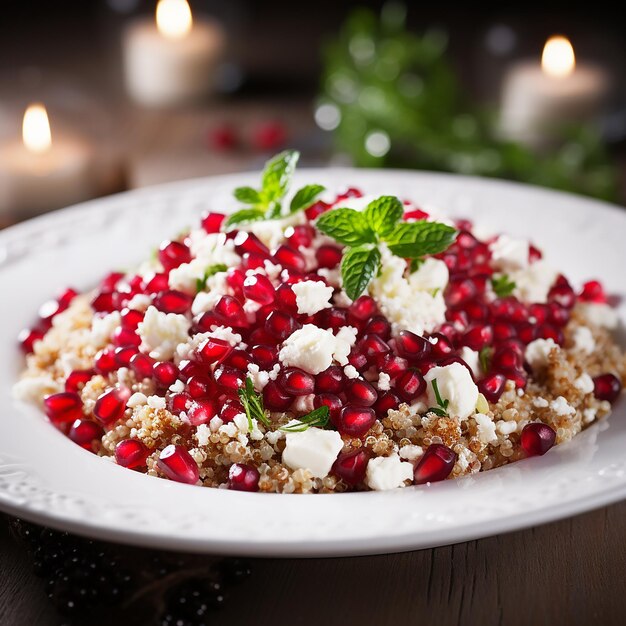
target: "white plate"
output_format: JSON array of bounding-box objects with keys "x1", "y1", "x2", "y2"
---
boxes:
[{"x1": 0, "y1": 169, "x2": 624, "y2": 557}]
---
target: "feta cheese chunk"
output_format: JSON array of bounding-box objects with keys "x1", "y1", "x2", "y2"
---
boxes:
[
  {"x1": 473, "y1": 413, "x2": 498, "y2": 444},
  {"x1": 510, "y1": 260, "x2": 559, "y2": 304},
  {"x1": 574, "y1": 373, "x2": 594, "y2": 394},
  {"x1": 138, "y1": 306, "x2": 191, "y2": 361},
  {"x1": 578, "y1": 303, "x2": 619, "y2": 329},
  {"x1": 572, "y1": 326, "x2": 595, "y2": 354},
  {"x1": 282, "y1": 427, "x2": 344, "y2": 478},
  {"x1": 489, "y1": 235, "x2": 529, "y2": 271},
  {"x1": 424, "y1": 362, "x2": 479, "y2": 421},
  {"x1": 365, "y1": 454, "x2": 414, "y2": 490},
  {"x1": 292, "y1": 280, "x2": 334, "y2": 315},
  {"x1": 459, "y1": 346, "x2": 481, "y2": 378},
  {"x1": 525, "y1": 338, "x2": 557, "y2": 371},
  {"x1": 408, "y1": 257, "x2": 449, "y2": 292}
]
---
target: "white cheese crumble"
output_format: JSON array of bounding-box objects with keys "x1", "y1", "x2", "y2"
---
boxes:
[
  {"x1": 510, "y1": 260, "x2": 559, "y2": 304},
  {"x1": 195, "y1": 424, "x2": 211, "y2": 446},
  {"x1": 424, "y1": 362, "x2": 479, "y2": 421},
  {"x1": 147, "y1": 395, "x2": 166, "y2": 410},
  {"x1": 126, "y1": 294, "x2": 152, "y2": 312},
  {"x1": 13, "y1": 375, "x2": 62, "y2": 403},
  {"x1": 127, "y1": 392, "x2": 148, "y2": 408},
  {"x1": 408, "y1": 257, "x2": 449, "y2": 292},
  {"x1": 344, "y1": 365, "x2": 359, "y2": 379},
  {"x1": 496, "y1": 420, "x2": 517, "y2": 435},
  {"x1": 489, "y1": 235, "x2": 529, "y2": 271},
  {"x1": 377, "y1": 372, "x2": 391, "y2": 391},
  {"x1": 474, "y1": 413, "x2": 498, "y2": 444},
  {"x1": 138, "y1": 306, "x2": 191, "y2": 361},
  {"x1": 578, "y1": 303, "x2": 619, "y2": 329},
  {"x1": 572, "y1": 326, "x2": 595, "y2": 354},
  {"x1": 292, "y1": 280, "x2": 334, "y2": 315},
  {"x1": 246, "y1": 363, "x2": 271, "y2": 390},
  {"x1": 90, "y1": 311, "x2": 121, "y2": 346},
  {"x1": 459, "y1": 346, "x2": 481, "y2": 378},
  {"x1": 365, "y1": 454, "x2": 414, "y2": 491},
  {"x1": 281, "y1": 427, "x2": 344, "y2": 478},
  {"x1": 550, "y1": 396, "x2": 575, "y2": 416},
  {"x1": 525, "y1": 338, "x2": 557, "y2": 371},
  {"x1": 398, "y1": 444, "x2": 424, "y2": 461},
  {"x1": 574, "y1": 373, "x2": 594, "y2": 395}
]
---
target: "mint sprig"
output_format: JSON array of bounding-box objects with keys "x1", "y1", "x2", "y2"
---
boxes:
[
  {"x1": 238, "y1": 377, "x2": 271, "y2": 430},
  {"x1": 316, "y1": 195, "x2": 457, "y2": 300},
  {"x1": 196, "y1": 263, "x2": 228, "y2": 292},
  {"x1": 226, "y1": 151, "x2": 325, "y2": 227},
  {"x1": 491, "y1": 274, "x2": 516, "y2": 298},
  {"x1": 279, "y1": 406, "x2": 330, "y2": 432}
]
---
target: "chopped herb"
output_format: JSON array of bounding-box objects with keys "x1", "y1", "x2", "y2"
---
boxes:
[
  {"x1": 427, "y1": 378, "x2": 449, "y2": 417},
  {"x1": 491, "y1": 274, "x2": 516, "y2": 298},
  {"x1": 279, "y1": 406, "x2": 330, "y2": 432},
  {"x1": 479, "y1": 346, "x2": 493, "y2": 372},
  {"x1": 427, "y1": 406, "x2": 449, "y2": 417},
  {"x1": 237, "y1": 377, "x2": 271, "y2": 430},
  {"x1": 196, "y1": 263, "x2": 228, "y2": 292}
]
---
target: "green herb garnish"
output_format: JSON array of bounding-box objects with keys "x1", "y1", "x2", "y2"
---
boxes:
[
  {"x1": 226, "y1": 151, "x2": 325, "y2": 226},
  {"x1": 491, "y1": 274, "x2": 517, "y2": 298},
  {"x1": 195, "y1": 263, "x2": 228, "y2": 292},
  {"x1": 237, "y1": 377, "x2": 271, "y2": 430},
  {"x1": 479, "y1": 346, "x2": 493, "y2": 373},
  {"x1": 427, "y1": 378, "x2": 450, "y2": 417},
  {"x1": 316, "y1": 195, "x2": 457, "y2": 300},
  {"x1": 279, "y1": 406, "x2": 330, "y2": 432}
]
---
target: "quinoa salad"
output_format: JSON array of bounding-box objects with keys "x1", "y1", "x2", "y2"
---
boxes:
[{"x1": 14, "y1": 151, "x2": 626, "y2": 493}]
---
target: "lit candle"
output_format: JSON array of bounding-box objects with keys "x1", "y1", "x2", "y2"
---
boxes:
[
  {"x1": 0, "y1": 104, "x2": 96, "y2": 219},
  {"x1": 499, "y1": 36, "x2": 609, "y2": 147},
  {"x1": 122, "y1": 0, "x2": 225, "y2": 107}
]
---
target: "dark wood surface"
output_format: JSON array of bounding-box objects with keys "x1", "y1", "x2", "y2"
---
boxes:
[{"x1": 2, "y1": 500, "x2": 626, "y2": 626}]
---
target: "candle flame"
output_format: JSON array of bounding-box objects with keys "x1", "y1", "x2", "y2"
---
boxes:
[
  {"x1": 156, "y1": 0, "x2": 193, "y2": 40},
  {"x1": 542, "y1": 36, "x2": 575, "y2": 78},
  {"x1": 22, "y1": 103, "x2": 52, "y2": 154}
]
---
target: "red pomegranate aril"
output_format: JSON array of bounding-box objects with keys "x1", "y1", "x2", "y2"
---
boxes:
[
  {"x1": 373, "y1": 390, "x2": 401, "y2": 416},
  {"x1": 114, "y1": 346, "x2": 138, "y2": 367},
  {"x1": 233, "y1": 231, "x2": 270, "y2": 257},
  {"x1": 115, "y1": 439, "x2": 150, "y2": 469},
  {"x1": 153, "y1": 290, "x2": 192, "y2": 314},
  {"x1": 144, "y1": 272, "x2": 169, "y2": 294},
  {"x1": 248, "y1": 328, "x2": 277, "y2": 346},
  {"x1": 349, "y1": 296, "x2": 378, "y2": 321},
  {"x1": 331, "y1": 448, "x2": 372, "y2": 487},
  {"x1": 242, "y1": 252, "x2": 266, "y2": 270},
  {"x1": 593, "y1": 374, "x2": 622, "y2": 403},
  {"x1": 345, "y1": 379, "x2": 378, "y2": 407},
  {"x1": 579, "y1": 280, "x2": 607, "y2": 303},
  {"x1": 65, "y1": 369, "x2": 94, "y2": 393},
  {"x1": 521, "y1": 423, "x2": 556, "y2": 456},
  {"x1": 304, "y1": 200, "x2": 329, "y2": 220},
  {"x1": 214, "y1": 365, "x2": 245, "y2": 391},
  {"x1": 188, "y1": 399, "x2": 218, "y2": 425},
  {"x1": 18, "y1": 328, "x2": 45, "y2": 353},
  {"x1": 446, "y1": 278, "x2": 476, "y2": 307},
  {"x1": 529, "y1": 244, "x2": 542, "y2": 262},
  {"x1": 273, "y1": 244, "x2": 306, "y2": 272},
  {"x1": 180, "y1": 360, "x2": 204, "y2": 380},
  {"x1": 274, "y1": 284, "x2": 297, "y2": 313},
  {"x1": 187, "y1": 376, "x2": 214, "y2": 399},
  {"x1": 278, "y1": 367, "x2": 315, "y2": 396},
  {"x1": 263, "y1": 380, "x2": 293, "y2": 411},
  {"x1": 250, "y1": 344, "x2": 277, "y2": 369},
  {"x1": 94, "y1": 348, "x2": 118, "y2": 375},
  {"x1": 91, "y1": 291, "x2": 117, "y2": 313},
  {"x1": 153, "y1": 361, "x2": 179, "y2": 387},
  {"x1": 226, "y1": 349, "x2": 253, "y2": 371},
  {"x1": 516, "y1": 322, "x2": 536, "y2": 345},
  {"x1": 490, "y1": 297, "x2": 518, "y2": 321},
  {"x1": 214, "y1": 296, "x2": 248, "y2": 328},
  {"x1": 395, "y1": 369, "x2": 426, "y2": 402},
  {"x1": 506, "y1": 368, "x2": 527, "y2": 389},
  {"x1": 157, "y1": 445, "x2": 199, "y2": 484},
  {"x1": 69, "y1": 419, "x2": 103, "y2": 450},
  {"x1": 228, "y1": 463, "x2": 260, "y2": 491},
  {"x1": 221, "y1": 397, "x2": 244, "y2": 423},
  {"x1": 100, "y1": 271, "x2": 124, "y2": 292},
  {"x1": 315, "y1": 366, "x2": 345, "y2": 393},
  {"x1": 93, "y1": 388, "x2": 129, "y2": 424},
  {"x1": 446, "y1": 309, "x2": 469, "y2": 331},
  {"x1": 112, "y1": 326, "x2": 141, "y2": 348},
  {"x1": 158, "y1": 240, "x2": 192, "y2": 271},
  {"x1": 265, "y1": 310, "x2": 298, "y2": 340},
  {"x1": 194, "y1": 311, "x2": 226, "y2": 333},
  {"x1": 363, "y1": 315, "x2": 391, "y2": 340},
  {"x1": 314, "y1": 393, "x2": 343, "y2": 424},
  {"x1": 127, "y1": 352, "x2": 152, "y2": 379},
  {"x1": 548, "y1": 281, "x2": 576, "y2": 309},
  {"x1": 198, "y1": 337, "x2": 232, "y2": 364},
  {"x1": 462, "y1": 325, "x2": 493, "y2": 351},
  {"x1": 315, "y1": 244, "x2": 342, "y2": 269},
  {"x1": 320, "y1": 307, "x2": 348, "y2": 330},
  {"x1": 347, "y1": 350, "x2": 368, "y2": 371},
  {"x1": 404, "y1": 208, "x2": 429, "y2": 221},
  {"x1": 120, "y1": 308, "x2": 144, "y2": 330},
  {"x1": 414, "y1": 444, "x2": 457, "y2": 484},
  {"x1": 528, "y1": 303, "x2": 549, "y2": 325},
  {"x1": 493, "y1": 322, "x2": 516, "y2": 342},
  {"x1": 337, "y1": 405, "x2": 376, "y2": 438},
  {"x1": 395, "y1": 330, "x2": 431, "y2": 361},
  {"x1": 465, "y1": 299, "x2": 488, "y2": 322},
  {"x1": 536, "y1": 323, "x2": 563, "y2": 345},
  {"x1": 429, "y1": 333, "x2": 454, "y2": 360},
  {"x1": 167, "y1": 392, "x2": 191, "y2": 415},
  {"x1": 379, "y1": 354, "x2": 409, "y2": 379},
  {"x1": 547, "y1": 303, "x2": 569, "y2": 328},
  {"x1": 44, "y1": 392, "x2": 83, "y2": 424},
  {"x1": 336, "y1": 186, "x2": 363, "y2": 201},
  {"x1": 201, "y1": 211, "x2": 225, "y2": 233},
  {"x1": 478, "y1": 373, "x2": 506, "y2": 403},
  {"x1": 358, "y1": 334, "x2": 391, "y2": 363},
  {"x1": 225, "y1": 268, "x2": 246, "y2": 297},
  {"x1": 243, "y1": 274, "x2": 275, "y2": 305},
  {"x1": 492, "y1": 347, "x2": 522, "y2": 372},
  {"x1": 285, "y1": 224, "x2": 315, "y2": 248}
]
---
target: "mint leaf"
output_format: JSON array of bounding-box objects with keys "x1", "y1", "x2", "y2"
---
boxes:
[
  {"x1": 290, "y1": 184, "x2": 325, "y2": 214},
  {"x1": 279, "y1": 406, "x2": 330, "y2": 432},
  {"x1": 385, "y1": 221, "x2": 457, "y2": 258},
  {"x1": 364, "y1": 195, "x2": 403, "y2": 237},
  {"x1": 225, "y1": 208, "x2": 266, "y2": 227},
  {"x1": 261, "y1": 150, "x2": 299, "y2": 202},
  {"x1": 233, "y1": 186, "x2": 261, "y2": 204},
  {"x1": 196, "y1": 263, "x2": 228, "y2": 292},
  {"x1": 341, "y1": 244, "x2": 381, "y2": 300},
  {"x1": 316, "y1": 208, "x2": 376, "y2": 246},
  {"x1": 491, "y1": 274, "x2": 516, "y2": 298}
]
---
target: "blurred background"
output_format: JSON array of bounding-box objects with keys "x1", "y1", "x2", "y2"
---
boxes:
[{"x1": 0, "y1": 0, "x2": 625, "y2": 226}]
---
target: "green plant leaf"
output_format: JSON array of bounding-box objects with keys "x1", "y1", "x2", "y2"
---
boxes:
[
  {"x1": 491, "y1": 274, "x2": 516, "y2": 298},
  {"x1": 225, "y1": 209, "x2": 266, "y2": 227},
  {"x1": 261, "y1": 150, "x2": 300, "y2": 201},
  {"x1": 316, "y1": 208, "x2": 376, "y2": 246},
  {"x1": 279, "y1": 406, "x2": 330, "y2": 432},
  {"x1": 238, "y1": 377, "x2": 271, "y2": 429},
  {"x1": 233, "y1": 186, "x2": 261, "y2": 204},
  {"x1": 289, "y1": 184, "x2": 326, "y2": 214},
  {"x1": 364, "y1": 195, "x2": 403, "y2": 237},
  {"x1": 385, "y1": 221, "x2": 457, "y2": 258},
  {"x1": 196, "y1": 263, "x2": 228, "y2": 292},
  {"x1": 340, "y1": 244, "x2": 381, "y2": 300}
]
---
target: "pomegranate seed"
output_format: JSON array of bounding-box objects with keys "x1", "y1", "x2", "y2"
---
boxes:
[
  {"x1": 492, "y1": 347, "x2": 522, "y2": 372},
  {"x1": 157, "y1": 445, "x2": 199, "y2": 484},
  {"x1": 493, "y1": 322, "x2": 516, "y2": 342},
  {"x1": 129, "y1": 352, "x2": 154, "y2": 379},
  {"x1": 120, "y1": 308, "x2": 144, "y2": 330},
  {"x1": 93, "y1": 388, "x2": 129, "y2": 424},
  {"x1": 186, "y1": 376, "x2": 214, "y2": 398},
  {"x1": 320, "y1": 307, "x2": 349, "y2": 330},
  {"x1": 414, "y1": 444, "x2": 457, "y2": 484},
  {"x1": 274, "y1": 284, "x2": 298, "y2": 313},
  {"x1": 429, "y1": 333, "x2": 454, "y2": 360},
  {"x1": 69, "y1": 419, "x2": 102, "y2": 450},
  {"x1": 197, "y1": 337, "x2": 233, "y2": 364},
  {"x1": 395, "y1": 330, "x2": 431, "y2": 361},
  {"x1": 263, "y1": 380, "x2": 293, "y2": 411},
  {"x1": 100, "y1": 272, "x2": 124, "y2": 291},
  {"x1": 373, "y1": 390, "x2": 401, "y2": 415},
  {"x1": 529, "y1": 244, "x2": 542, "y2": 262},
  {"x1": 167, "y1": 392, "x2": 191, "y2": 415},
  {"x1": 65, "y1": 370, "x2": 94, "y2": 393},
  {"x1": 234, "y1": 231, "x2": 270, "y2": 257},
  {"x1": 358, "y1": 334, "x2": 391, "y2": 363},
  {"x1": 404, "y1": 208, "x2": 429, "y2": 221},
  {"x1": 188, "y1": 399, "x2": 218, "y2": 425},
  {"x1": 153, "y1": 361, "x2": 179, "y2": 387},
  {"x1": 315, "y1": 245, "x2": 342, "y2": 269},
  {"x1": 91, "y1": 291, "x2": 117, "y2": 313},
  {"x1": 548, "y1": 280, "x2": 576, "y2": 309},
  {"x1": 144, "y1": 272, "x2": 169, "y2": 294},
  {"x1": 214, "y1": 365, "x2": 245, "y2": 391},
  {"x1": 278, "y1": 367, "x2": 315, "y2": 396},
  {"x1": 285, "y1": 224, "x2": 315, "y2": 248},
  {"x1": 305, "y1": 200, "x2": 330, "y2": 220},
  {"x1": 536, "y1": 323, "x2": 564, "y2": 344},
  {"x1": 345, "y1": 379, "x2": 378, "y2": 407},
  {"x1": 112, "y1": 326, "x2": 141, "y2": 348},
  {"x1": 226, "y1": 268, "x2": 246, "y2": 297},
  {"x1": 243, "y1": 274, "x2": 275, "y2": 305},
  {"x1": 378, "y1": 354, "x2": 409, "y2": 379},
  {"x1": 547, "y1": 303, "x2": 569, "y2": 328},
  {"x1": 115, "y1": 439, "x2": 150, "y2": 469},
  {"x1": 395, "y1": 369, "x2": 426, "y2": 402},
  {"x1": 363, "y1": 315, "x2": 391, "y2": 340},
  {"x1": 249, "y1": 328, "x2": 277, "y2": 346},
  {"x1": 94, "y1": 348, "x2": 118, "y2": 375},
  {"x1": 314, "y1": 393, "x2": 343, "y2": 424},
  {"x1": 331, "y1": 448, "x2": 372, "y2": 487},
  {"x1": 153, "y1": 290, "x2": 192, "y2": 314},
  {"x1": 250, "y1": 344, "x2": 277, "y2": 369},
  {"x1": 158, "y1": 240, "x2": 191, "y2": 271},
  {"x1": 273, "y1": 244, "x2": 306, "y2": 272},
  {"x1": 226, "y1": 349, "x2": 253, "y2": 371},
  {"x1": 462, "y1": 325, "x2": 493, "y2": 351},
  {"x1": 44, "y1": 392, "x2": 83, "y2": 424},
  {"x1": 214, "y1": 296, "x2": 248, "y2": 328},
  {"x1": 446, "y1": 309, "x2": 469, "y2": 331},
  {"x1": 478, "y1": 373, "x2": 506, "y2": 403},
  {"x1": 194, "y1": 311, "x2": 226, "y2": 334},
  {"x1": 337, "y1": 405, "x2": 377, "y2": 438},
  {"x1": 228, "y1": 463, "x2": 260, "y2": 491},
  {"x1": 446, "y1": 278, "x2": 476, "y2": 307},
  {"x1": 220, "y1": 397, "x2": 244, "y2": 422},
  {"x1": 18, "y1": 328, "x2": 45, "y2": 353},
  {"x1": 114, "y1": 346, "x2": 138, "y2": 367},
  {"x1": 521, "y1": 423, "x2": 556, "y2": 456},
  {"x1": 349, "y1": 296, "x2": 378, "y2": 321},
  {"x1": 347, "y1": 350, "x2": 368, "y2": 371},
  {"x1": 516, "y1": 322, "x2": 536, "y2": 344},
  {"x1": 593, "y1": 374, "x2": 622, "y2": 403},
  {"x1": 490, "y1": 297, "x2": 518, "y2": 321},
  {"x1": 242, "y1": 252, "x2": 266, "y2": 270},
  {"x1": 579, "y1": 280, "x2": 607, "y2": 303},
  {"x1": 336, "y1": 187, "x2": 363, "y2": 201},
  {"x1": 528, "y1": 304, "x2": 549, "y2": 324},
  {"x1": 315, "y1": 366, "x2": 345, "y2": 393},
  {"x1": 265, "y1": 310, "x2": 298, "y2": 340},
  {"x1": 201, "y1": 212, "x2": 225, "y2": 233}
]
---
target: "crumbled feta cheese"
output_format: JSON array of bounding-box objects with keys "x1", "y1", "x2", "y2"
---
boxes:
[
  {"x1": 147, "y1": 395, "x2": 166, "y2": 410},
  {"x1": 473, "y1": 413, "x2": 498, "y2": 444},
  {"x1": 209, "y1": 416, "x2": 223, "y2": 432},
  {"x1": 168, "y1": 259, "x2": 207, "y2": 293},
  {"x1": 265, "y1": 430, "x2": 284, "y2": 445},
  {"x1": 377, "y1": 372, "x2": 391, "y2": 391},
  {"x1": 191, "y1": 291, "x2": 219, "y2": 316},
  {"x1": 233, "y1": 413, "x2": 250, "y2": 433},
  {"x1": 550, "y1": 396, "x2": 575, "y2": 416},
  {"x1": 292, "y1": 280, "x2": 334, "y2": 315},
  {"x1": 525, "y1": 338, "x2": 557, "y2": 371},
  {"x1": 90, "y1": 311, "x2": 121, "y2": 346},
  {"x1": 333, "y1": 326, "x2": 358, "y2": 365},
  {"x1": 316, "y1": 267, "x2": 341, "y2": 287},
  {"x1": 195, "y1": 424, "x2": 211, "y2": 446},
  {"x1": 583, "y1": 408, "x2": 597, "y2": 424},
  {"x1": 496, "y1": 420, "x2": 517, "y2": 435},
  {"x1": 408, "y1": 257, "x2": 449, "y2": 292},
  {"x1": 126, "y1": 294, "x2": 152, "y2": 311},
  {"x1": 268, "y1": 364, "x2": 281, "y2": 380},
  {"x1": 246, "y1": 363, "x2": 270, "y2": 390},
  {"x1": 489, "y1": 235, "x2": 529, "y2": 271},
  {"x1": 344, "y1": 365, "x2": 359, "y2": 379},
  {"x1": 187, "y1": 230, "x2": 241, "y2": 267},
  {"x1": 572, "y1": 326, "x2": 595, "y2": 354},
  {"x1": 13, "y1": 375, "x2": 62, "y2": 403},
  {"x1": 510, "y1": 260, "x2": 559, "y2": 304},
  {"x1": 138, "y1": 306, "x2": 191, "y2": 361},
  {"x1": 574, "y1": 373, "x2": 594, "y2": 394},
  {"x1": 127, "y1": 392, "x2": 148, "y2": 408},
  {"x1": 424, "y1": 363, "x2": 479, "y2": 420},
  {"x1": 459, "y1": 346, "x2": 481, "y2": 378},
  {"x1": 219, "y1": 422, "x2": 238, "y2": 438},
  {"x1": 399, "y1": 444, "x2": 423, "y2": 461},
  {"x1": 246, "y1": 213, "x2": 305, "y2": 250},
  {"x1": 365, "y1": 454, "x2": 414, "y2": 490},
  {"x1": 169, "y1": 379, "x2": 185, "y2": 393},
  {"x1": 578, "y1": 303, "x2": 618, "y2": 329},
  {"x1": 533, "y1": 397, "x2": 549, "y2": 408},
  {"x1": 282, "y1": 427, "x2": 344, "y2": 478},
  {"x1": 208, "y1": 326, "x2": 242, "y2": 347},
  {"x1": 292, "y1": 393, "x2": 316, "y2": 413}
]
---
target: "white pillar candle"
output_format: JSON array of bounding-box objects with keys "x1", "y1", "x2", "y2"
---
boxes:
[
  {"x1": 0, "y1": 104, "x2": 96, "y2": 219},
  {"x1": 123, "y1": 0, "x2": 225, "y2": 107},
  {"x1": 499, "y1": 36, "x2": 609, "y2": 147}
]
